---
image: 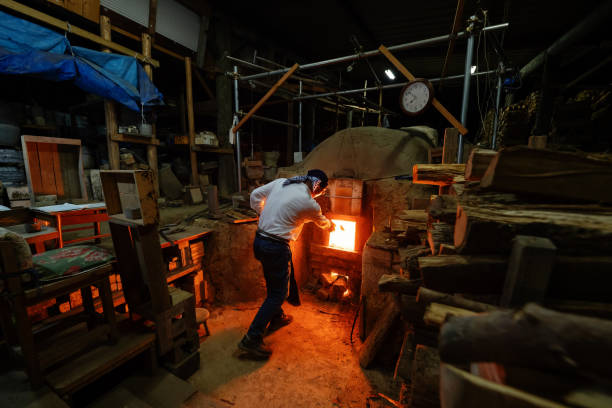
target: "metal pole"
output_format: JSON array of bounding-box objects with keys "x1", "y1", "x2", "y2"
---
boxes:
[
  {"x1": 298, "y1": 81, "x2": 303, "y2": 152},
  {"x1": 491, "y1": 62, "x2": 504, "y2": 150},
  {"x1": 237, "y1": 112, "x2": 299, "y2": 128},
  {"x1": 458, "y1": 16, "x2": 476, "y2": 163},
  {"x1": 233, "y1": 65, "x2": 241, "y2": 192},
  {"x1": 239, "y1": 23, "x2": 508, "y2": 81},
  {"x1": 293, "y1": 70, "x2": 496, "y2": 101}
]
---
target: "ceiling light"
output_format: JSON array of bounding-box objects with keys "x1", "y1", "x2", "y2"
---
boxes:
[
  {"x1": 471, "y1": 65, "x2": 477, "y2": 74},
  {"x1": 384, "y1": 69, "x2": 395, "y2": 80}
]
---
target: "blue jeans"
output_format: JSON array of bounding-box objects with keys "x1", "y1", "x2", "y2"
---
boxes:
[{"x1": 246, "y1": 236, "x2": 290, "y2": 341}]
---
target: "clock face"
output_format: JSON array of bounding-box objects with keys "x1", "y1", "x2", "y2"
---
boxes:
[{"x1": 400, "y1": 80, "x2": 433, "y2": 115}]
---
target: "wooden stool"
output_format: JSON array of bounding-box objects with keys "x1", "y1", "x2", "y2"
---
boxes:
[{"x1": 196, "y1": 307, "x2": 210, "y2": 336}]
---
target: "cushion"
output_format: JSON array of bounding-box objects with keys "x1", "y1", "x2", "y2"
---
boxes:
[
  {"x1": 0, "y1": 226, "x2": 33, "y2": 272},
  {"x1": 32, "y1": 245, "x2": 114, "y2": 280}
]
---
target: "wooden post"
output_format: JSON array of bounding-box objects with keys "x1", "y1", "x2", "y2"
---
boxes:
[
  {"x1": 100, "y1": 15, "x2": 120, "y2": 170},
  {"x1": 500, "y1": 235, "x2": 557, "y2": 307},
  {"x1": 141, "y1": 32, "x2": 159, "y2": 196},
  {"x1": 185, "y1": 56, "x2": 199, "y2": 186},
  {"x1": 442, "y1": 128, "x2": 460, "y2": 164}
]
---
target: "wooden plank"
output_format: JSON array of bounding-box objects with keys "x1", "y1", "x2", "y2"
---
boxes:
[
  {"x1": 500, "y1": 236, "x2": 557, "y2": 307},
  {"x1": 0, "y1": 0, "x2": 160, "y2": 67},
  {"x1": 358, "y1": 300, "x2": 400, "y2": 368},
  {"x1": 147, "y1": 0, "x2": 157, "y2": 36},
  {"x1": 58, "y1": 145, "x2": 82, "y2": 199},
  {"x1": 480, "y1": 146, "x2": 612, "y2": 203},
  {"x1": 413, "y1": 164, "x2": 465, "y2": 186},
  {"x1": 24, "y1": 141, "x2": 43, "y2": 197},
  {"x1": 64, "y1": 0, "x2": 81, "y2": 14},
  {"x1": 133, "y1": 225, "x2": 171, "y2": 314},
  {"x1": 45, "y1": 330, "x2": 156, "y2": 396},
  {"x1": 50, "y1": 143, "x2": 65, "y2": 198},
  {"x1": 134, "y1": 171, "x2": 159, "y2": 225},
  {"x1": 100, "y1": 15, "x2": 120, "y2": 170},
  {"x1": 111, "y1": 133, "x2": 160, "y2": 145},
  {"x1": 81, "y1": 0, "x2": 99, "y2": 22},
  {"x1": 39, "y1": 324, "x2": 110, "y2": 370},
  {"x1": 185, "y1": 56, "x2": 198, "y2": 186},
  {"x1": 232, "y1": 63, "x2": 300, "y2": 133},
  {"x1": 379, "y1": 45, "x2": 468, "y2": 135},
  {"x1": 22, "y1": 135, "x2": 81, "y2": 145},
  {"x1": 36, "y1": 142, "x2": 59, "y2": 195},
  {"x1": 442, "y1": 128, "x2": 460, "y2": 164}
]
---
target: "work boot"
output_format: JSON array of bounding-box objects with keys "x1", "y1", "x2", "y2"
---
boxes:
[
  {"x1": 266, "y1": 313, "x2": 293, "y2": 335},
  {"x1": 238, "y1": 335, "x2": 272, "y2": 360}
]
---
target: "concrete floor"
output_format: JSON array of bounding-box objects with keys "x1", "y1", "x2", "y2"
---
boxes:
[{"x1": 190, "y1": 293, "x2": 397, "y2": 408}]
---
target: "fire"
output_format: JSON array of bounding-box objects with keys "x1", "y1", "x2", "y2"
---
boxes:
[{"x1": 328, "y1": 219, "x2": 356, "y2": 252}]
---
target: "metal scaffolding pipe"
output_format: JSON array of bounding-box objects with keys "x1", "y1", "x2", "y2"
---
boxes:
[
  {"x1": 458, "y1": 18, "x2": 476, "y2": 163},
  {"x1": 298, "y1": 81, "x2": 303, "y2": 152},
  {"x1": 520, "y1": 0, "x2": 612, "y2": 79},
  {"x1": 233, "y1": 65, "x2": 242, "y2": 191},
  {"x1": 239, "y1": 23, "x2": 509, "y2": 81},
  {"x1": 292, "y1": 70, "x2": 496, "y2": 101},
  {"x1": 491, "y1": 63, "x2": 504, "y2": 150},
  {"x1": 237, "y1": 112, "x2": 300, "y2": 128}
]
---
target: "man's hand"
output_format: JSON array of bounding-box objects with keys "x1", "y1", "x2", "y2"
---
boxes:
[{"x1": 328, "y1": 219, "x2": 336, "y2": 232}]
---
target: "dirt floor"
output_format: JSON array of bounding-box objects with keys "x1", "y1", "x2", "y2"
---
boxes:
[{"x1": 190, "y1": 293, "x2": 398, "y2": 408}]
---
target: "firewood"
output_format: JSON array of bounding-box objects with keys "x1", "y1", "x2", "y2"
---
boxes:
[
  {"x1": 480, "y1": 146, "x2": 612, "y2": 203},
  {"x1": 412, "y1": 164, "x2": 466, "y2": 186},
  {"x1": 501, "y1": 236, "x2": 556, "y2": 307},
  {"x1": 427, "y1": 194, "x2": 457, "y2": 224},
  {"x1": 359, "y1": 300, "x2": 400, "y2": 368},
  {"x1": 438, "y1": 244, "x2": 457, "y2": 255},
  {"x1": 440, "y1": 364, "x2": 568, "y2": 408},
  {"x1": 409, "y1": 345, "x2": 441, "y2": 408},
  {"x1": 399, "y1": 246, "x2": 430, "y2": 279},
  {"x1": 439, "y1": 303, "x2": 612, "y2": 378},
  {"x1": 464, "y1": 148, "x2": 497, "y2": 181},
  {"x1": 424, "y1": 302, "x2": 476, "y2": 326},
  {"x1": 417, "y1": 287, "x2": 499, "y2": 313},
  {"x1": 454, "y1": 201, "x2": 612, "y2": 255},
  {"x1": 418, "y1": 255, "x2": 507, "y2": 294},
  {"x1": 411, "y1": 197, "x2": 431, "y2": 210},
  {"x1": 426, "y1": 222, "x2": 453, "y2": 255},
  {"x1": 378, "y1": 274, "x2": 422, "y2": 295},
  {"x1": 398, "y1": 210, "x2": 429, "y2": 230}
]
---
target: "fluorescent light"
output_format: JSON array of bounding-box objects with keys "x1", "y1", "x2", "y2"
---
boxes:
[
  {"x1": 471, "y1": 65, "x2": 477, "y2": 74},
  {"x1": 384, "y1": 69, "x2": 395, "y2": 80}
]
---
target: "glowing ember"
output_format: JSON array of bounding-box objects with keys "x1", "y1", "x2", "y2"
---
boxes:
[
  {"x1": 343, "y1": 289, "x2": 350, "y2": 297},
  {"x1": 328, "y1": 219, "x2": 356, "y2": 251}
]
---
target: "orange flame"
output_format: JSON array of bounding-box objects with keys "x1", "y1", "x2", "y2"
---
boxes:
[{"x1": 328, "y1": 219, "x2": 356, "y2": 251}]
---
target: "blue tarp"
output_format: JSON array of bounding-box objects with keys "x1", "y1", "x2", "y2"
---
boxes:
[{"x1": 0, "y1": 10, "x2": 163, "y2": 111}]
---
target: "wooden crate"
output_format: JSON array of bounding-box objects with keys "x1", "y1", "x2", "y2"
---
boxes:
[
  {"x1": 21, "y1": 135, "x2": 88, "y2": 203},
  {"x1": 100, "y1": 170, "x2": 159, "y2": 226}
]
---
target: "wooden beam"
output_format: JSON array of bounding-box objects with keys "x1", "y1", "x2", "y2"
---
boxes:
[
  {"x1": 442, "y1": 128, "x2": 460, "y2": 164},
  {"x1": 111, "y1": 134, "x2": 160, "y2": 145},
  {"x1": 111, "y1": 25, "x2": 186, "y2": 62},
  {"x1": 378, "y1": 45, "x2": 467, "y2": 135},
  {"x1": 100, "y1": 15, "x2": 120, "y2": 170},
  {"x1": 0, "y1": 0, "x2": 159, "y2": 67},
  {"x1": 232, "y1": 63, "x2": 299, "y2": 134},
  {"x1": 185, "y1": 57, "x2": 198, "y2": 186},
  {"x1": 193, "y1": 67, "x2": 215, "y2": 101},
  {"x1": 147, "y1": 0, "x2": 157, "y2": 37},
  {"x1": 141, "y1": 32, "x2": 159, "y2": 196}
]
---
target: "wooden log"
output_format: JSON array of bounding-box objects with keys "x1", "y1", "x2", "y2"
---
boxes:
[
  {"x1": 440, "y1": 364, "x2": 569, "y2": 408},
  {"x1": 413, "y1": 164, "x2": 466, "y2": 186},
  {"x1": 399, "y1": 245, "x2": 430, "y2": 279},
  {"x1": 412, "y1": 197, "x2": 431, "y2": 210},
  {"x1": 480, "y1": 146, "x2": 612, "y2": 203},
  {"x1": 359, "y1": 300, "x2": 400, "y2": 368},
  {"x1": 417, "y1": 287, "x2": 499, "y2": 313},
  {"x1": 501, "y1": 236, "x2": 556, "y2": 307},
  {"x1": 427, "y1": 222, "x2": 453, "y2": 255},
  {"x1": 418, "y1": 255, "x2": 507, "y2": 294},
  {"x1": 454, "y1": 201, "x2": 612, "y2": 255},
  {"x1": 439, "y1": 303, "x2": 612, "y2": 378},
  {"x1": 378, "y1": 275, "x2": 422, "y2": 295},
  {"x1": 424, "y1": 302, "x2": 475, "y2": 326},
  {"x1": 394, "y1": 330, "x2": 415, "y2": 381},
  {"x1": 464, "y1": 148, "x2": 497, "y2": 181},
  {"x1": 427, "y1": 195, "x2": 458, "y2": 224},
  {"x1": 409, "y1": 345, "x2": 441, "y2": 408}
]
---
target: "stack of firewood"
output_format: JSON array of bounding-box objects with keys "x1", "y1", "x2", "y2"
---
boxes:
[{"x1": 372, "y1": 146, "x2": 612, "y2": 407}]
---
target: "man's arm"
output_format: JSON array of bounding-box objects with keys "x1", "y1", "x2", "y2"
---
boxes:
[
  {"x1": 304, "y1": 200, "x2": 332, "y2": 230},
  {"x1": 250, "y1": 179, "x2": 280, "y2": 215}
]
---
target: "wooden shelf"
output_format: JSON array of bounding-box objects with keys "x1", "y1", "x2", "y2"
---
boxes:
[
  {"x1": 191, "y1": 145, "x2": 234, "y2": 154},
  {"x1": 112, "y1": 133, "x2": 160, "y2": 146}
]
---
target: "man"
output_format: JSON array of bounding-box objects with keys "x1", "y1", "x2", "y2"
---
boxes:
[{"x1": 238, "y1": 169, "x2": 333, "y2": 359}]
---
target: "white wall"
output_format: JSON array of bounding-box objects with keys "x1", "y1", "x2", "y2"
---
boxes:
[{"x1": 100, "y1": 0, "x2": 200, "y2": 51}]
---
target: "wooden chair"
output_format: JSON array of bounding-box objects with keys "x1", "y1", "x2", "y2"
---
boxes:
[{"x1": 0, "y1": 237, "x2": 118, "y2": 388}]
